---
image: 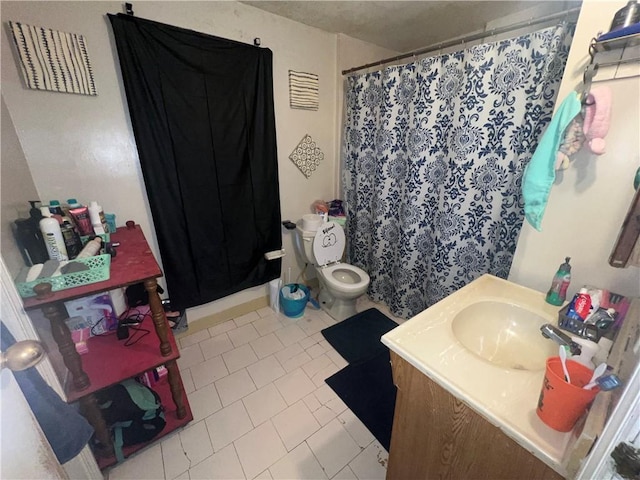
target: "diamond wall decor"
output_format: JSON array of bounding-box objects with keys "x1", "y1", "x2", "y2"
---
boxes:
[{"x1": 289, "y1": 134, "x2": 324, "y2": 178}]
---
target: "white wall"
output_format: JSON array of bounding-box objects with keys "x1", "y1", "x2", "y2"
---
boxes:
[
  {"x1": 0, "y1": 97, "x2": 39, "y2": 276},
  {"x1": 510, "y1": 0, "x2": 640, "y2": 299},
  {"x1": 1, "y1": 1, "x2": 339, "y2": 321}
]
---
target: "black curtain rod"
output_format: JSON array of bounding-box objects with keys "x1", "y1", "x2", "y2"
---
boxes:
[{"x1": 342, "y1": 6, "x2": 581, "y2": 75}]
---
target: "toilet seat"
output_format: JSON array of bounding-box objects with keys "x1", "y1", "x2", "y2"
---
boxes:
[{"x1": 320, "y1": 263, "x2": 370, "y2": 294}]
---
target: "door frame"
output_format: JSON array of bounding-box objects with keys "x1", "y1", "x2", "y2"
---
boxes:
[{"x1": 1, "y1": 257, "x2": 101, "y2": 479}]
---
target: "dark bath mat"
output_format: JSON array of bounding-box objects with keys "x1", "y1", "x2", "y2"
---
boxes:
[
  {"x1": 325, "y1": 350, "x2": 396, "y2": 451},
  {"x1": 321, "y1": 308, "x2": 399, "y2": 451},
  {"x1": 320, "y1": 307, "x2": 398, "y2": 364}
]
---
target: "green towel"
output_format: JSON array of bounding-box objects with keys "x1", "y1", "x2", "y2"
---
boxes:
[{"x1": 523, "y1": 91, "x2": 581, "y2": 231}]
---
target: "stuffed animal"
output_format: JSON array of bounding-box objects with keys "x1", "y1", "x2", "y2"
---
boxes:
[{"x1": 582, "y1": 86, "x2": 612, "y2": 155}]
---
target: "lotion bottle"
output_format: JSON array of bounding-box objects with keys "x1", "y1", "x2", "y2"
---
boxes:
[
  {"x1": 76, "y1": 237, "x2": 102, "y2": 259},
  {"x1": 39, "y1": 207, "x2": 69, "y2": 261}
]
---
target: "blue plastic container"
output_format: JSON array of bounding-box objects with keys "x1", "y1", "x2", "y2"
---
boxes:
[{"x1": 280, "y1": 284, "x2": 310, "y2": 318}]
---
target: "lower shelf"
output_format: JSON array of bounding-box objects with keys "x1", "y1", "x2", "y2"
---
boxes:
[{"x1": 94, "y1": 372, "x2": 193, "y2": 470}]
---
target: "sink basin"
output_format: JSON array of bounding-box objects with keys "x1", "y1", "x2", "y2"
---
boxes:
[{"x1": 451, "y1": 300, "x2": 557, "y2": 371}]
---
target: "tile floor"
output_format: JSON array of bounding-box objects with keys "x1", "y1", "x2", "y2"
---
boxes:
[{"x1": 107, "y1": 297, "x2": 405, "y2": 480}]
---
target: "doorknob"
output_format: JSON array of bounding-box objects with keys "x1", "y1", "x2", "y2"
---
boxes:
[{"x1": 0, "y1": 340, "x2": 45, "y2": 371}]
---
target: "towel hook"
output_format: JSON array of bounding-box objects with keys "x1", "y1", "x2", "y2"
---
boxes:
[
  {"x1": 582, "y1": 63, "x2": 599, "y2": 104},
  {"x1": 124, "y1": 2, "x2": 134, "y2": 15},
  {"x1": 581, "y1": 38, "x2": 599, "y2": 104}
]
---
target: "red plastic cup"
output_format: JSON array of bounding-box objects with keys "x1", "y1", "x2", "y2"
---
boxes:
[{"x1": 536, "y1": 357, "x2": 599, "y2": 432}]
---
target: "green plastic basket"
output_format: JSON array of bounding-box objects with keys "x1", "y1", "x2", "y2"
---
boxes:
[{"x1": 15, "y1": 254, "x2": 111, "y2": 298}]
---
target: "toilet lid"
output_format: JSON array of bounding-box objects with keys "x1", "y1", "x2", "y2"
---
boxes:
[{"x1": 312, "y1": 221, "x2": 345, "y2": 266}]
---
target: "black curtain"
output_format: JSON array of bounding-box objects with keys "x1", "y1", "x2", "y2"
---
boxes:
[{"x1": 108, "y1": 14, "x2": 281, "y2": 310}]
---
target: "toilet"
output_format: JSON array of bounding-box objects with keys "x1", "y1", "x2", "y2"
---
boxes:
[{"x1": 295, "y1": 216, "x2": 370, "y2": 321}]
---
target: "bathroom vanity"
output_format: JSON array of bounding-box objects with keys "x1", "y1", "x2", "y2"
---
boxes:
[
  {"x1": 381, "y1": 275, "x2": 571, "y2": 478},
  {"x1": 387, "y1": 351, "x2": 562, "y2": 479}
]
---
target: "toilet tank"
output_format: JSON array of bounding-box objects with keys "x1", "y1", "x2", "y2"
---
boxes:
[{"x1": 296, "y1": 223, "x2": 318, "y2": 265}]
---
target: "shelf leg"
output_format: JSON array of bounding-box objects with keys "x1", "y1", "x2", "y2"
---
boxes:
[
  {"x1": 144, "y1": 278, "x2": 172, "y2": 357},
  {"x1": 43, "y1": 302, "x2": 91, "y2": 391},
  {"x1": 165, "y1": 359, "x2": 187, "y2": 419},
  {"x1": 79, "y1": 393, "x2": 114, "y2": 456}
]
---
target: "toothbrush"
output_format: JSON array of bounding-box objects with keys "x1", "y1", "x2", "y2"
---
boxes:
[
  {"x1": 559, "y1": 345, "x2": 571, "y2": 384},
  {"x1": 583, "y1": 373, "x2": 622, "y2": 391}
]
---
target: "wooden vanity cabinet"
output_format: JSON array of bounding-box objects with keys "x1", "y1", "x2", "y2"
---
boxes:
[
  {"x1": 387, "y1": 351, "x2": 563, "y2": 480},
  {"x1": 22, "y1": 224, "x2": 192, "y2": 469}
]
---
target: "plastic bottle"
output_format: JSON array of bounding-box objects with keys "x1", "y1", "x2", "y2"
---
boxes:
[
  {"x1": 60, "y1": 219, "x2": 82, "y2": 259},
  {"x1": 569, "y1": 336, "x2": 598, "y2": 369},
  {"x1": 567, "y1": 288, "x2": 592, "y2": 321},
  {"x1": 39, "y1": 207, "x2": 69, "y2": 261},
  {"x1": 67, "y1": 198, "x2": 82, "y2": 209},
  {"x1": 587, "y1": 307, "x2": 617, "y2": 329},
  {"x1": 545, "y1": 257, "x2": 571, "y2": 306},
  {"x1": 609, "y1": 0, "x2": 640, "y2": 32},
  {"x1": 48, "y1": 200, "x2": 64, "y2": 216},
  {"x1": 76, "y1": 237, "x2": 102, "y2": 259},
  {"x1": 88, "y1": 201, "x2": 109, "y2": 234}
]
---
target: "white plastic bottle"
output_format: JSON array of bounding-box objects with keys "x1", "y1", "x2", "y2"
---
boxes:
[
  {"x1": 88, "y1": 201, "x2": 108, "y2": 235},
  {"x1": 570, "y1": 336, "x2": 598, "y2": 369},
  {"x1": 39, "y1": 207, "x2": 69, "y2": 261}
]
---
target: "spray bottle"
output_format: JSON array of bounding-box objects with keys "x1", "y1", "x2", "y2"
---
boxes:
[{"x1": 545, "y1": 257, "x2": 571, "y2": 306}]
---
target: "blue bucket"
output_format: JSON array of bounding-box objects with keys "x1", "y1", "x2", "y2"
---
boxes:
[{"x1": 280, "y1": 284, "x2": 310, "y2": 318}]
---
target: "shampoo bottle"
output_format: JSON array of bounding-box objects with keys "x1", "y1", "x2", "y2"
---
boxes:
[
  {"x1": 545, "y1": 257, "x2": 571, "y2": 306},
  {"x1": 39, "y1": 207, "x2": 69, "y2": 261}
]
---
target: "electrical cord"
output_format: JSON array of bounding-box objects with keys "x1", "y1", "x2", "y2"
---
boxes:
[
  {"x1": 123, "y1": 323, "x2": 150, "y2": 347},
  {"x1": 117, "y1": 307, "x2": 152, "y2": 346},
  {"x1": 90, "y1": 316, "x2": 118, "y2": 337}
]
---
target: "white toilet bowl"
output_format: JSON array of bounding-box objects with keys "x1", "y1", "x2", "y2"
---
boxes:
[{"x1": 295, "y1": 217, "x2": 370, "y2": 321}]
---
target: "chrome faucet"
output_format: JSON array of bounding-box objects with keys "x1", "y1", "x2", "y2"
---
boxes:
[{"x1": 540, "y1": 324, "x2": 582, "y2": 356}]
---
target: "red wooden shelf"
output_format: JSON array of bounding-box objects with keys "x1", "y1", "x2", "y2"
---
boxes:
[
  {"x1": 95, "y1": 374, "x2": 193, "y2": 470},
  {"x1": 65, "y1": 308, "x2": 179, "y2": 402},
  {"x1": 23, "y1": 224, "x2": 163, "y2": 310}
]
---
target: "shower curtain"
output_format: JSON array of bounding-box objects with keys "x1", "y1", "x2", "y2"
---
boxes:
[
  {"x1": 109, "y1": 14, "x2": 281, "y2": 311},
  {"x1": 343, "y1": 23, "x2": 574, "y2": 319}
]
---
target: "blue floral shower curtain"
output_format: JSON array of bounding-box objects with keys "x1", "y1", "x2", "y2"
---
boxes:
[{"x1": 343, "y1": 23, "x2": 574, "y2": 319}]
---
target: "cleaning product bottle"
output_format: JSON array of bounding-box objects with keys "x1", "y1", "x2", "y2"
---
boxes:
[
  {"x1": 545, "y1": 257, "x2": 571, "y2": 306},
  {"x1": 567, "y1": 288, "x2": 592, "y2": 321},
  {"x1": 39, "y1": 207, "x2": 69, "y2": 261}
]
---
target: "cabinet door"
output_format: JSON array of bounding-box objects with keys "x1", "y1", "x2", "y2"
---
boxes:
[
  {"x1": 610, "y1": 187, "x2": 640, "y2": 268},
  {"x1": 387, "y1": 352, "x2": 563, "y2": 479}
]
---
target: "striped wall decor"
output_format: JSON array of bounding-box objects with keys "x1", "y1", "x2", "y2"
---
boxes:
[
  {"x1": 8, "y1": 21, "x2": 97, "y2": 96},
  {"x1": 289, "y1": 70, "x2": 318, "y2": 110}
]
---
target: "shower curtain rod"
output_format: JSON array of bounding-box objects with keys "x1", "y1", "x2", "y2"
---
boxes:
[{"x1": 342, "y1": 6, "x2": 581, "y2": 75}]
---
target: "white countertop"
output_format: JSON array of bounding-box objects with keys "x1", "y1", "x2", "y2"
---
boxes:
[{"x1": 381, "y1": 274, "x2": 572, "y2": 476}]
